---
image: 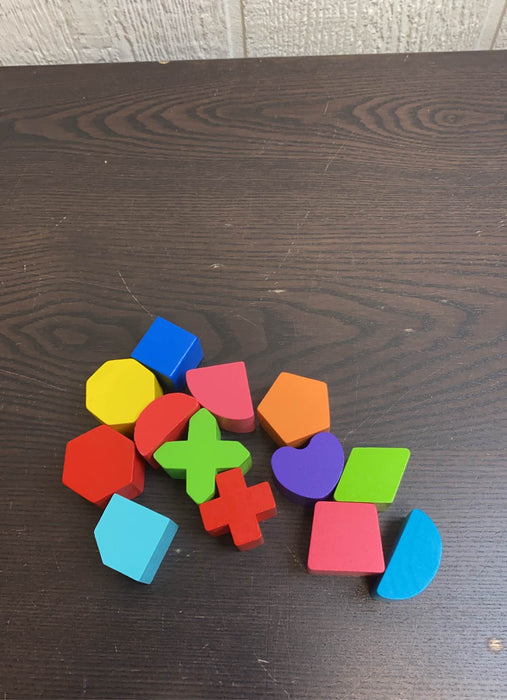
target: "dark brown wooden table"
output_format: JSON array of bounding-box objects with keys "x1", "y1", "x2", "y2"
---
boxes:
[{"x1": 1, "y1": 51, "x2": 506, "y2": 700}]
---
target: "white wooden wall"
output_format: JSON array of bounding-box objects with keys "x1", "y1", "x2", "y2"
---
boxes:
[
  {"x1": 497, "y1": 6, "x2": 507, "y2": 47},
  {"x1": 0, "y1": 0, "x2": 506, "y2": 66}
]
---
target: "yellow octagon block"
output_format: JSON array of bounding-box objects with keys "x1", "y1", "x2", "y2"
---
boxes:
[{"x1": 86, "y1": 358, "x2": 162, "y2": 436}]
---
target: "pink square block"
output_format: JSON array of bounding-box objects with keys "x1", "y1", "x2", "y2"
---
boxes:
[{"x1": 308, "y1": 501, "x2": 385, "y2": 576}]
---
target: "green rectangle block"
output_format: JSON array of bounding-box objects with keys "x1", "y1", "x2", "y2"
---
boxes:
[{"x1": 333, "y1": 447, "x2": 410, "y2": 510}]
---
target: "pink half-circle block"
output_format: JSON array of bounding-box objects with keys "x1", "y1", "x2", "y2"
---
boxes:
[{"x1": 186, "y1": 361, "x2": 255, "y2": 433}]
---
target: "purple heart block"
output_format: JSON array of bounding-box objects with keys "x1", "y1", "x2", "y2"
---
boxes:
[{"x1": 271, "y1": 432, "x2": 345, "y2": 505}]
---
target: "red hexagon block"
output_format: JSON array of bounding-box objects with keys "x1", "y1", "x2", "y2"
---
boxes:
[{"x1": 62, "y1": 425, "x2": 145, "y2": 508}]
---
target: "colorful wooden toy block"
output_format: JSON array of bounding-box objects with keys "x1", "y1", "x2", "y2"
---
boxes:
[
  {"x1": 134, "y1": 392, "x2": 200, "y2": 468},
  {"x1": 372, "y1": 509, "x2": 442, "y2": 600},
  {"x1": 94, "y1": 494, "x2": 178, "y2": 583},
  {"x1": 186, "y1": 361, "x2": 255, "y2": 433},
  {"x1": 307, "y1": 501, "x2": 385, "y2": 576},
  {"x1": 131, "y1": 316, "x2": 203, "y2": 391},
  {"x1": 62, "y1": 425, "x2": 145, "y2": 508},
  {"x1": 86, "y1": 358, "x2": 162, "y2": 436},
  {"x1": 257, "y1": 372, "x2": 330, "y2": 447},
  {"x1": 153, "y1": 408, "x2": 252, "y2": 505},
  {"x1": 271, "y1": 432, "x2": 345, "y2": 505},
  {"x1": 199, "y1": 468, "x2": 276, "y2": 550},
  {"x1": 333, "y1": 447, "x2": 410, "y2": 511}
]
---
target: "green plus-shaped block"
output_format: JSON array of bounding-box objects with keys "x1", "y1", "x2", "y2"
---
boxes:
[
  {"x1": 333, "y1": 447, "x2": 410, "y2": 510},
  {"x1": 154, "y1": 408, "x2": 252, "y2": 505}
]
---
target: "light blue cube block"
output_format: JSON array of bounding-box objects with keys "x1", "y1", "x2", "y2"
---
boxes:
[
  {"x1": 94, "y1": 494, "x2": 178, "y2": 584},
  {"x1": 131, "y1": 316, "x2": 203, "y2": 391}
]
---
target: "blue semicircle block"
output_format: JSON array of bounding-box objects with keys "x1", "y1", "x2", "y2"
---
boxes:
[{"x1": 372, "y1": 509, "x2": 442, "y2": 601}]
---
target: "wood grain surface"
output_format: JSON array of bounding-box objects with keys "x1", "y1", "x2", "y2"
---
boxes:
[{"x1": 0, "y1": 51, "x2": 506, "y2": 699}]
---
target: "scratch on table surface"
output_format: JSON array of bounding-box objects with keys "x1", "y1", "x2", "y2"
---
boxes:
[
  {"x1": 52, "y1": 547, "x2": 61, "y2": 573},
  {"x1": 306, "y1": 281, "x2": 316, "y2": 311},
  {"x1": 256, "y1": 657, "x2": 290, "y2": 696},
  {"x1": 278, "y1": 246, "x2": 292, "y2": 269},
  {"x1": 117, "y1": 271, "x2": 153, "y2": 317},
  {"x1": 368, "y1": 367, "x2": 441, "y2": 429},
  {"x1": 344, "y1": 367, "x2": 442, "y2": 438},
  {"x1": 54, "y1": 215, "x2": 67, "y2": 228},
  {"x1": 233, "y1": 313, "x2": 259, "y2": 328},
  {"x1": 305, "y1": 250, "x2": 322, "y2": 311},
  {"x1": 323, "y1": 125, "x2": 361, "y2": 172},
  {"x1": 211, "y1": 569, "x2": 227, "y2": 632},
  {"x1": 353, "y1": 372, "x2": 360, "y2": 424},
  {"x1": 296, "y1": 210, "x2": 310, "y2": 237},
  {"x1": 5, "y1": 164, "x2": 28, "y2": 205},
  {"x1": 323, "y1": 147, "x2": 341, "y2": 173},
  {"x1": 286, "y1": 545, "x2": 305, "y2": 570},
  {"x1": 0, "y1": 368, "x2": 66, "y2": 392}
]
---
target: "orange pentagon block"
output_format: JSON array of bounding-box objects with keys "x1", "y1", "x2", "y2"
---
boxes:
[
  {"x1": 257, "y1": 372, "x2": 330, "y2": 447},
  {"x1": 86, "y1": 358, "x2": 162, "y2": 436},
  {"x1": 62, "y1": 425, "x2": 145, "y2": 508},
  {"x1": 134, "y1": 392, "x2": 200, "y2": 468}
]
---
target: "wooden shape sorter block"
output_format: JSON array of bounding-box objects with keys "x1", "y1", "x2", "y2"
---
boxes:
[
  {"x1": 134, "y1": 392, "x2": 200, "y2": 468},
  {"x1": 62, "y1": 425, "x2": 145, "y2": 508},
  {"x1": 271, "y1": 432, "x2": 345, "y2": 505},
  {"x1": 333, "y1": 447, "x2": 410, "y2": 511},
  {"x1": 131, "y1": 316, "x2": 203, "y2": 391},
  {"x1": 186, "y1": 361, "x2": 255, "y2": 433},
  {"x1": 94, "y1": 494, "x2": 178, "y2": 584},
  {"x1": 307, "y1": 501, "x2": 385, "y2": 576},
  {"x1": 372, "y1": 509, "x2": 442, "y2": 601},
  {"x1": 199, "y1": 468, "x2": 277, "y2": 550},
  {"x1": 153, "y1": 409, "x2": 252, "y2": 505},
  {"x1": 86, "y1": 358, "x2": 162, "y2": 436},
  {"x1": 257, "y1": 372, "x2": 330, "y2": 447}
]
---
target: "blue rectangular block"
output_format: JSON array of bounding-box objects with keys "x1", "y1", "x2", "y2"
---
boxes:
[
  {"x1": 94, "y1": 494, "x2": 178, "y2": 584},
  {"x1": 131, "y1": 316, "x2": 203, "y2": 391}
]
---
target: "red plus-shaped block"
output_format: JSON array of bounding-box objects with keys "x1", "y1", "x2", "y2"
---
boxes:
[{"x1": 199, "y1": 468, "x2": 277, "y2": 550}]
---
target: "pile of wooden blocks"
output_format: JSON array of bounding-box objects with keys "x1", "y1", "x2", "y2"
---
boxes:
[{"x1": 62, "y1": 316, "x2": 441, "y2": 599}]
